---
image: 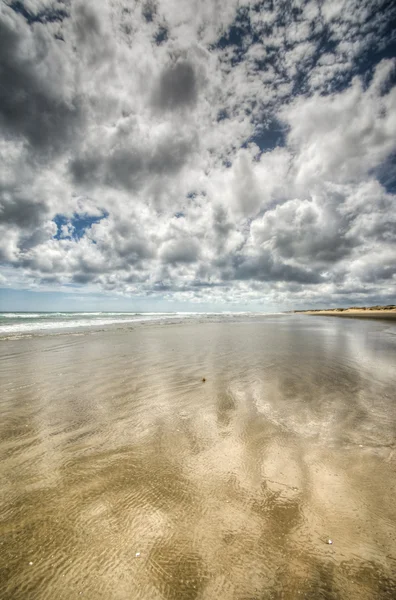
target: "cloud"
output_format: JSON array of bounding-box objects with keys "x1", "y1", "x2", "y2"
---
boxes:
[
  {"x1": 282, "y1": 61, "x2": 396, "y2": 188},
  {"x1": 160, "y1": 237, "x2": 201, "y2": 264},
  {"x1": 0, "y1": 191, "x2": 48, "y2": 228},
  {"x1": 250, "y1": 196, "x2": 356, "y2": 265},
  {"x1": 231, "y1": 250, "x2": 323, "y2": 284},
  {"x1": 0, "y1": 0, "x2": 395, "y2": 308},
  {"x1": 153, "y1": 59, "x2": 198, "y2": 111},
  {"x1": 0, "y1": 5, "x2": 80, "y2": 153},
  {"x1": 69, "y1": 130, "x2": 194, "y2": 192}
]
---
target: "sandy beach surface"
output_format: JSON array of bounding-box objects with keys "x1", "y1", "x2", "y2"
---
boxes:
[
  {"x1": 297, "y1": 308, "x2": 396, "y2": 320},
  {"x1": 1, "y1": 314, "x2": 396, "y2": 599}
]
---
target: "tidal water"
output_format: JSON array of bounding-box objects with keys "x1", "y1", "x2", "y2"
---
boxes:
[
  {"x1": 0, "y1": 315, "x2": 395, "y2": 599},
  {"x1": 0, "y1": 311, "x2": 205, "y2": 335}
]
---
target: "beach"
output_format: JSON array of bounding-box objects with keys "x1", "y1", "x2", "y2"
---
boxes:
[
  {"x1": 1, "y1": 314, "x2": 396, "y2": 599},
  {"x1": 295, "y1": 307, "x2": 396, "y2": 320}
]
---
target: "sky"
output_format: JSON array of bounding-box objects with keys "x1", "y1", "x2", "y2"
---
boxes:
[{"x1": 0, "y1": 0, "x2": 395, "y2": 312}]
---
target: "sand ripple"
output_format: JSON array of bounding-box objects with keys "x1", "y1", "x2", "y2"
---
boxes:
[{"x1": 1, "y1": 316, "x2": 395, "y2": 599}]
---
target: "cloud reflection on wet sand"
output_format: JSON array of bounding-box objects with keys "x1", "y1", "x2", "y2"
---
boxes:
[{"x1": 0, "y1": 316, "x2": 395, "y2": 599}]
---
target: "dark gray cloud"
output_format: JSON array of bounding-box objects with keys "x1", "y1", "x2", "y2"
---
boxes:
[
  {"x1": 112, "y1": 237, "x2": 155, "y2": 262},
  {"x1": 0, "y1": 189, "x2": 48, "y2": 228},
  {"x1": 160, "y1": 237, "x2": 200, "y2": 264},
  {"x1": 0, "y1": 7, "x2": 81, "y2": 152},
  {"x1": 230, "y1": 251, "x2": 322, "y2": 285},
  {"x1": 69, "y1": 154, "x2": 102, "y2": 187},
  {"x1": 96, "y1": 218, "x2": 156, "y2": 266},
  {"x1": 72, "y1": 271, "x2": 97, "y2": 284},
  {"x1": 361, "y1": 264, "x2": 395, "y2": 283},
  {"x1": 153, "y1": 60, "x2": 198, "y2": 111},
  {"x1": 213, "y1": 204, "x2": 234, "y2": 238},
  {"x1": 73, "y1": 2, "x2": 102, "y2": 46},
  {"x1": 70, "y1": 134, "x2": 193, "y2": 191}
]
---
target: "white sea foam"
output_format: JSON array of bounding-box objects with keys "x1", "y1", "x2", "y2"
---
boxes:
[
  {"x1": 0, "y1": 313, "x2": 44, "y2": 319},
  {"x1": 0, "y1": 313, "x2": 192, "y2": 334},
  {"x1": 0, "y1": 311, "x2": 285, "y2": 336}
]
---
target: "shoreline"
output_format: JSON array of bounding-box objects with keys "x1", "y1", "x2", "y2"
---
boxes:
[{"x1": 295, "y1": 307, "x2": 396, "y2": 320}]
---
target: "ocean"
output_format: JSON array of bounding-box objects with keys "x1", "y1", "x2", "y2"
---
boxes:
[
  {"x1": 0, "y1": 311, "x2": 202, "y2": 335},
  {"x1": 0, "y1": 311, "x2": 272, "y2": 337},
  {"x1": 1, "y1": 314, "x2": 395, "y2": 599}
]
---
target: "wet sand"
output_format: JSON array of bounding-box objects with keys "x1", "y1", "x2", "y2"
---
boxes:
[
  {"x1": 297, "y1": 309, "x2": 396, "y2": 320},
  {"x1": 1, "y1": 315, "x2": 396, "y2": 599}
]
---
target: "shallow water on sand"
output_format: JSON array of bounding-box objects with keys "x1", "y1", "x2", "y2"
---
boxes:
[{"x1": 1, "y1": 315, "x2": 396, "y2": 599}]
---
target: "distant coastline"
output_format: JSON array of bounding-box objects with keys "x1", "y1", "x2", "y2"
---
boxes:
[{"x1": 293, "y1": 305, "x2": 396, "y2": 320}]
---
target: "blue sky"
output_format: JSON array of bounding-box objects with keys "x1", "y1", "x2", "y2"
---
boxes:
[{"x1": 0, "y1": 0, "x2": 395, "y2": 311}]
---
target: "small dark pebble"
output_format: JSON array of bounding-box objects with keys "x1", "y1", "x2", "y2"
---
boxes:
[{"x1": 202, "y1": 378, "x2": 206, "y2": 382}]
